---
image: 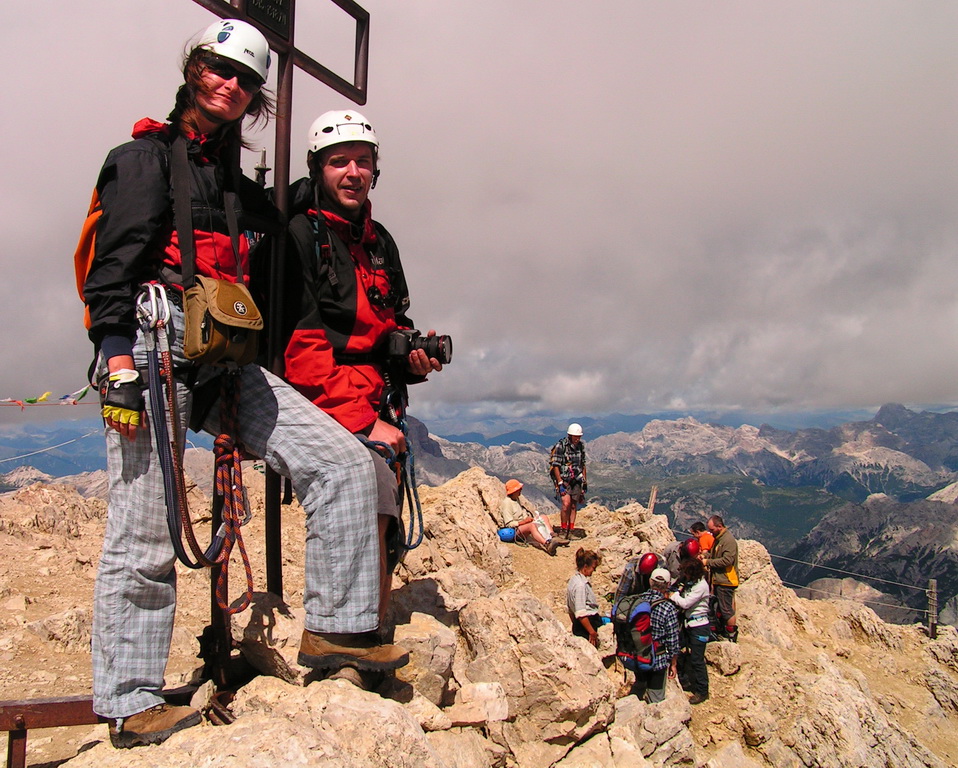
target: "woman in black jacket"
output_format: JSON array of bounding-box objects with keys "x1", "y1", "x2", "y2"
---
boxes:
[{"x1": 85, "y1": 19, "x2": 394, "y2": 749}]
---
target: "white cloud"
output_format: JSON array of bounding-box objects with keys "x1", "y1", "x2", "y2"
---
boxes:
[{"x1": 2, "y1": 0, "x2": 957, "y2": 426}]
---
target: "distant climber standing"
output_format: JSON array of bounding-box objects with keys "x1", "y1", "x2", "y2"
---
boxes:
[
  {"x1": 703, "y1": 515, "x2": 739, "y2": 641},
  {"x1": 550, "y1": 423, "x2": 588, "y2": 539}
]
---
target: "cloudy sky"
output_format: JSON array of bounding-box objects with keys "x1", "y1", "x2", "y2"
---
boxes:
[{"x1": 2, "y1": 1, "x2": 957, "y2": 430}]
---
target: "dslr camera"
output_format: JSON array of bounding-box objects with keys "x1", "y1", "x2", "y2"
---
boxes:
[{"x1": 386, "y1": 329, "x2": 453, "y2": 365}]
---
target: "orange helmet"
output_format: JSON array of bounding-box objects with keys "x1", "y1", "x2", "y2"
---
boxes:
[{"x1": 504, "y1": 479, "x2": 523, "y2": 495}]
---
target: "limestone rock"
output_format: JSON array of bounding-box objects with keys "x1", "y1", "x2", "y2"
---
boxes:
[
  {"x1": 703, "y1": 740, "x2": 765, "y2": 768},
  {"x1": 555, "y1": 731, "x2": 615, "y2": 767},
  {"x1": 63, "y1": 676, "x2": 448, "y2": 767},
  {"x1": 427, "y1": 727, "x2": 509, "y2": 768},
  {"x1": 26, "y1": 607, "x2": 91, "y2": 652},
  {"x1": 555, "y1": 730, "x2": 656, "y2": 767},
  {"x1": 231, "y1": 591, "x2": 309, "y2": 684},
  {"x1": 727, "y1": 645, "x2": 948, "y2": 768},
  {"x1": 392, "y1": 564, "x2": 499, "y2": 626},
  {"x1": 706, "y1": 640, "x2": 742, "y2": 676},
  {"x1": 401, "y1": 467, "x2": 515, "y2": 587},
  {"x1": 923, "y1": 667, "x2": 958, "y2": 714},
  {"x1": 394, "y1": 611, "x2": 457, "y2": 705},
  {"x1": 607, "y1": 692, "x2": 696, "y2": 766},
  {"x1": 445, "y1": 681, "x2": 510, "y2": 725},
  {"x1": 457, "y1": 587, "x2": 616, "y2": 767},
  {"x1": 833, "y1": 600, "x2": 902, "y2": 650},
  {"x1": 402, "y1": 688, "x2": 453, "y2": 732}
]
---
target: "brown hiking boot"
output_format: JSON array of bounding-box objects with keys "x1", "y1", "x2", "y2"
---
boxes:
[
  {"x1": 110, "y1": 703, "x2": 201, "y2": 748},
  {"x1": 298, "y1": 629, "x2": 410, "y2": 671},
  {"x1": 530, "y1": 539, "x2": 551, "y2": 554},
  {"x1": 545, "y1": 539, "x2": 559, "y2": 556},
  {"x1": 553, "y1": 536, "x2": 570, "y2": 547}
]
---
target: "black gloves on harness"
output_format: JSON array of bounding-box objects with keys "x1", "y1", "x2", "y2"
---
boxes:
[{"x1": 98, "y1": 369, "x2": 145, "y2": 427}]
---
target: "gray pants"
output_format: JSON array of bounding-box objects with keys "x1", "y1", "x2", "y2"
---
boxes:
[{"x1": 92, "y1": 310, "x2": 378, "y2": 719}]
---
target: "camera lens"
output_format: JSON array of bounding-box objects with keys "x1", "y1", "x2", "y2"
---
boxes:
[{"x1": 421, "y1": 334, "x2": 452, "y2": 365}]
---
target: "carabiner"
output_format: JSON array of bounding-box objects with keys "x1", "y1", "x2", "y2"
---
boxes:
[{"x1": 135, "y1": 283, "x2": 172, "y2": 329}]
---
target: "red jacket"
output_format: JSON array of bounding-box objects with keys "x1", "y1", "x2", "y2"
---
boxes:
[{"x1": 283, "y1": 201, "x2": 414, "y2": 433}]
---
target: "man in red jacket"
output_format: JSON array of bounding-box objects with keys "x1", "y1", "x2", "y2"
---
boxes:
[{"x1": 283, "y1": 111, "x2": 445, "y2": 665}]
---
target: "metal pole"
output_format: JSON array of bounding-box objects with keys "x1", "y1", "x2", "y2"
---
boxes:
[
  {"x1": 207, "y1": 494, "x2": 230, "y2": 687},
  {"x1": 264, "y1": 2, "x2": 296, "y2": 597},
  {"x1": 928, "y1": 578, "x2": 938, "y2": 640}
]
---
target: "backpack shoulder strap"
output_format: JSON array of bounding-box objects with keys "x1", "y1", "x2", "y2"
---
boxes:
[{"x1": 170, "y1": 135, "x2": 196, "y2": 289}]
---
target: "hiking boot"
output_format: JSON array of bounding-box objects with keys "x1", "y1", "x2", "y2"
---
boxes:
[
  {"x1": 545, "y1": 539, "x2": 559, "y2": 556},
  {"x1": 553, "y1": 536, "x2": 570, "y2": 547},
  {"x1": 727, "y1": 627, "x2": 739, "y2": 643},
  {"x1": 298, "y1": 629, "x2": 410, "y2": 671},
  {"x1": 530, "y1": 540, "x2": 551, "y2": 554},
  {"x1": 110, "y1": 703, "x2": 202, "y2": 748},
  {"x1": 689, "y1": 693, "x2": 709, "y2": 705}
]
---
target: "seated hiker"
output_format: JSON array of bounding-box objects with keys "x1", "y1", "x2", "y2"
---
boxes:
[
  {"x1": 567, "y1": 548, "x2": 603, "y2": 647},
  {"x1": 498, "y1": 478, "x2": 565, "y2": 555}
]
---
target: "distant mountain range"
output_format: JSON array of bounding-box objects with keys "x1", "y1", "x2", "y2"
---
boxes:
[
  {"x1": 778, "y1": 494, "x2": 958, "y2": 624},
  {"x1": 431, "y1": 407, "x2": 884, "y2": 446},
  {"x1": 5, "y1": 403, "x2": 958, "y2": 622}
]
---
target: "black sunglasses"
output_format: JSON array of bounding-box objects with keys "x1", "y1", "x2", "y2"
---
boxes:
[{"x1": 205, "y1": 57, "x2": 263, "y2": 93}]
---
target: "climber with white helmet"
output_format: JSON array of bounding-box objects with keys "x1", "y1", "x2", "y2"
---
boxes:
[
  {"x1": 550, "y1": 423, "x2": 589, "y2": 538},
  {"x1": 82, "y1": 20, "x2": 382, "y2": 747},
  {"x1": 277, "y1": 109, "x2": 446, "y2": 675}
]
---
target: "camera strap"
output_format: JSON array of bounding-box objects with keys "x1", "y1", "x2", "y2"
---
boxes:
[{"x1": 332, "y1": 350, "x2": 385, "y2": 366}]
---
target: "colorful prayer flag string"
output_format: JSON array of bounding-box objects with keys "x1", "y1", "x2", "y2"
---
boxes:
[{"x1": 1, "y1": 386, "x2": 92, "y2": 408}]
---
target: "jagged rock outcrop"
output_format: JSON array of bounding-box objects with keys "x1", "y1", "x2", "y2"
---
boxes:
[{"x1": 4, "y1": 466, "x2": 958, "y2": 767}]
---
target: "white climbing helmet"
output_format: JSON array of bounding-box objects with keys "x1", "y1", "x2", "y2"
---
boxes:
[
  {"x1": 308, "y1": 110, "x2": 379, "y2": 155},
  {"x1": 196, "y1": 19, "x2": 271, "y2": 84},
  {"x1": 567, "y1": 423, "x2": 583, "y2": 436}
]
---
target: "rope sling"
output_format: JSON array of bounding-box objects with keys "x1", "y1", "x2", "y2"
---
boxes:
[
  {"x1": 134, "y1": 134, "x2": 255, "y2": 614},
  {"x1": 137, "y1": 283, "x2": 254, "y2": 615}
]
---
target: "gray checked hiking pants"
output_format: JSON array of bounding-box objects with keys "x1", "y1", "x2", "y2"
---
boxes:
[{"x1": 92, "y1": 306, "x2": 379, "y2": 720}]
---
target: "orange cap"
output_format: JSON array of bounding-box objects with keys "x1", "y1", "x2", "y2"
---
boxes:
[{"x1": 505, "y1": 479, "x2": 523, "y2": 495}]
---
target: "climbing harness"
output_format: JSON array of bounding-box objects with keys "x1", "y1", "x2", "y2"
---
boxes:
[{"x1": 136, "y1": 284, "x2": 254, "y2": 615}]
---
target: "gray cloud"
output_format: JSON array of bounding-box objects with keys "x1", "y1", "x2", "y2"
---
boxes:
[{"x1": 2, "y1": 1, "x2": 956, "y2": 427}]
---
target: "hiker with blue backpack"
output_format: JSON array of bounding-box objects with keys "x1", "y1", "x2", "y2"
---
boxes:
[{"x1": 614, "y1": 567, "x2": 681, "y2": 703}]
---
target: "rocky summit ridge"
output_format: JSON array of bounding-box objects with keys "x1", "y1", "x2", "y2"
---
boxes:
[{"x1": 1, "y1": 464, "x2": 958, "y2": 767}]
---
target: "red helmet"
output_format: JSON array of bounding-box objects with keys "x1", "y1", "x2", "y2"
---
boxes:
[
  {"x1": 680, "y1": 538, "x2": 701, "y2": 559},
  {"x1": 638, "y1": 552, "x2": 660, "y2": 575}
]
